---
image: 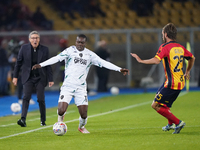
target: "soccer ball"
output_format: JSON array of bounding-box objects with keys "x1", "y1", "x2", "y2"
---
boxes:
[
  {"x1": 53, "y1": 122, "x2": 67, "y2": 136},
  {"x1": 110, "y1": 86, "x2": 119, "y2": 95},
  {"x1": 10, "y1": 103, "x2": 21, "y2": 113}
]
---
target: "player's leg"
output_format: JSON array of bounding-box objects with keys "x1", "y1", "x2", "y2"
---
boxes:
[
  {"x1": 151, "y1": 101, "x2": 175, "y2": 131},
  {"x1": 78, "y1": 105, "x2": 88, "y2": 126},
  {"x1": 152, "y1": 87, "x2": 185, "y2": 133},
  {"x1": 57, "y1": 102, "x2": 68, "y2": 122},
  {"x1": 152, "y1": 100, "x2": 180, "y2": 125},
  {"x1": 75, "y1": 87, "x2": 89, "y2": 133},
  {"x1": 77, "y1": 105, "x2": 90, "y2": 133},
  {"x1": 57, "y1": 87, "x2": 73, "y2": 122}
]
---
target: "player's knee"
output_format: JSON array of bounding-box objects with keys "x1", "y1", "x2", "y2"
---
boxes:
[
  {"x1": 151, "y1": 101, "x2": 161, "y2": 111},
  {"x1": 151, "y1": 103, "x2": 155, "y2": 109},
  {"x1": 151, "y1": 101, "x2": 157, "y2": 110}
]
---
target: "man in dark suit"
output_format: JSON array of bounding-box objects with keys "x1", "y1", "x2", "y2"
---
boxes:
[{"x1": 12, "y1": 31, "x2": 54, "y2": 127}]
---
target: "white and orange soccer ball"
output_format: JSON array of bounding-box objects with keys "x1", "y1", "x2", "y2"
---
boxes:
[{"x1": 53, "y1": 122, "x2": 67, "y2": 136}]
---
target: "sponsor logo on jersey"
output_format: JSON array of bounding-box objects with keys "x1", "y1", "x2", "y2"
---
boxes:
[{"x1": 74, "y1": 57, "x2": 87, "y2": 65}]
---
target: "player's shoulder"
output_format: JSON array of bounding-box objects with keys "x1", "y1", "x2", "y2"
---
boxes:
[
  {"x1": 63, "y1": 45, "x2": 76, "y2": 53},
  {"x1": 83, "y1": 47, "x2": 95, "y2": 55},
  {"x1": 162, "y1": 41, "x2": 182, "y2": 48}
]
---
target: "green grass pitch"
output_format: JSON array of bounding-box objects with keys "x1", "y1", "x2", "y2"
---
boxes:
[{"x1": 0, "y1": 91, "x2": 200, "y2": 150}]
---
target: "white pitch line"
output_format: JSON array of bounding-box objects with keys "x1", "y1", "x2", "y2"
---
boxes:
[
  {"x1": 0, "y1": 92, "x2": 188, "y2": 140},
  {"x1": 0, "y1": 110, "x2": 75, "y2": 127},
  {"x1": 0, "y1": 101, "x2": 152, "y2": 140}
]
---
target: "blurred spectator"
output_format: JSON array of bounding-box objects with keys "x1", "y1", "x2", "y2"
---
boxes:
[
  {"x1": 44, "y1": 0, "x2": 87, "y2": 19},
  {"x1": 44, "y1": 0, "x2": 105, "y2": 19},
  {"x1": 86, "y1": 0, "x2": 106, "y2": 17},
  {"x1": 95, "y1": 40, "x2": 110, "y2": 92},
  {"x1": 0, "y1": 39, "x2": 11, "y2": 96},
  {"x1": 69, "y1": 0, "x2": 87, "y2": 18},
  {"x1": 32, "y1": 6, "x2": 53, "y2": 30},
  {"x1": 59, "y1": 38, "x2": 68, "y2": 51},
  {"x1": 129, "y1": 0, "x2": 156, "y2": 16},
  {"x1": 17, "y1": 5, "x2": 32, "y2": 30},
  {"x1": 49, "y1": 0, "x2": 76, "y2": 19},
  {"x1": 0, "y1": 0, "x2": 32, "y2": 31},
  {"x1": 5, "y1": 8, "x2": 18, "y2": 31}
]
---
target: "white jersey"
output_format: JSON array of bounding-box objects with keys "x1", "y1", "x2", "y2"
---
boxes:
[{"x1": 40, "y1": 46, "x2": 121, "y2": 87}]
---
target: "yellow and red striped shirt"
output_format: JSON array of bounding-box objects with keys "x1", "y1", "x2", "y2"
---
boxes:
[{"x1": 155, "y1": 41, "x2": 194, "y2": 90}]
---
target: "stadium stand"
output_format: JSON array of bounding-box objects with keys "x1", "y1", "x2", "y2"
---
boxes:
[
  {"x1": 1, "y1": 0, "x2": 200, "y2": 44},
  {"x1": 2, "y1": 0, "x2": 200, "y2": 31},
  {"x1": 0, "y1": 0, "x2": 34, "y2": 31}
]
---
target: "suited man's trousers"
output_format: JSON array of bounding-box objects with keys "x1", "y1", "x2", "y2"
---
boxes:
[{"x1": 21, "y1": 76, "x2": 46, "y2": 122}]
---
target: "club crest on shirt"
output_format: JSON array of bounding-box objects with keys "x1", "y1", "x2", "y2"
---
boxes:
[
  {"x1": 79, "y1": 53, "x2": 83, "y2": 57},
  {"x1": 60, "y1": 95, "x2": 64, "y2": 99},
  {"x1": 157, "y1": 50, "x2": 161, "y2": 54}
]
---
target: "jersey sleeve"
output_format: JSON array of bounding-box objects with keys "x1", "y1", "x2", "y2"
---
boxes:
[
  {"x1": 183, "y1": 47, "x2": 194, "y2": 60},
  {"x1": 40, "y1": 55, "x2": 60, "y2": 67},
  {"x1": 40, "y1": 48, "x2": 69, "y2": 67},
  {"x1": 91, "y1": 52, "x2": 121, "y2": 72},
  {"x1": 155, "y1": 44, "x2": 166, "y2": 61},
  {"x1": 57, "y1": 48, "x2": 70, "y2": 61}
]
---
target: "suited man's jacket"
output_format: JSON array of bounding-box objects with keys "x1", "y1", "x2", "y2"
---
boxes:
[{"x1": 13, "y1": 43, "x2": 53, "y2": 87}]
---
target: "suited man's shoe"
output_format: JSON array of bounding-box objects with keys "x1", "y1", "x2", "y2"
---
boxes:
[
  {"x1": 17, "y1": 119, "x2": 26, "y2": 127},
  {"x1": 41, "y1": 121, "x2": 46, "y2": 126}
]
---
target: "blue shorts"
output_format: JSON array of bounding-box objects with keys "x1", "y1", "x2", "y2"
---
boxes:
[{"x1": 154, "y1": 84, "x2": 181, "y2": 108}]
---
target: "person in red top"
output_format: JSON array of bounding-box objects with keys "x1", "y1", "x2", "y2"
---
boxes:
[{"x1": 131, "y1": 23, "x2": 195, "y2": 134}]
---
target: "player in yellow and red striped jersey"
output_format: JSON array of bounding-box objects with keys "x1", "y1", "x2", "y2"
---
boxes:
[
  {"x1": 131, "y1": 23, "x2": 195, "y2": 134},
  {"x1": 155, "y1": 41, "x2": 194, "y2": 90}
]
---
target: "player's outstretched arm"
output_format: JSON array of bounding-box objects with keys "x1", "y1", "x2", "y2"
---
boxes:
[
  {"x1": 32, "y1": 55, "x2": 60, "y2": 70},
  {"x1": 120, "y1": 68, "x2": 129, "y2": 76},
  {"x1": 32, "y1": 64, "x2": 41, "y2": 70},
  {"x1": 130, "y1": 53, "x2": 160, "y2": 65},
  {"x1": 130, "y1": 53, "x2": 142, "y2": 63}
]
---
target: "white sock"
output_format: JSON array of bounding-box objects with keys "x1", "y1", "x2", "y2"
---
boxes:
[
  {"x1": 58, "y1": 115, "x2": 64, "y2": 122},
  {"x1": 57, "y1": 110, "x2": 66, "y2": 122},
  {"x1": 79, "y1": 116, "x2": 87, "y2": 128}
]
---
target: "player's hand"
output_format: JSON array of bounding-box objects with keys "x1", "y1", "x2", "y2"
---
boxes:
[
  {"x1": 32, "y1": 64, "x2": 41, "y2": 70},
  {"x1": 49, "y1": 82, "x2": 54, "y2": 87},
  {"x1": 130, "y1": 53, "x2": 142, "y2": 63},
  {"x1": 12, "y1": 78, "x2": 18, "y2": 86},
  {"x1": 184, "y1": 72, "x2": 190, "y2": 80},
  {"x1": 120, "y1": 68, "x2": 129, "y2": 76}
]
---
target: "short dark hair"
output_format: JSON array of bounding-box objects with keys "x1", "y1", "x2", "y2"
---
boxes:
[
  {"x1": 77, "y1": 34, "x2": 87, "y2": 41},
  {"x1": 163, "y1": 23, "x2": 177, "y2": 40}
]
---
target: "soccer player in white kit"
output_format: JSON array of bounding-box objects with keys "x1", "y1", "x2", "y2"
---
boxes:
[{"x1": 32, "y1": 34, "x2": 129, "y2": 133}]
